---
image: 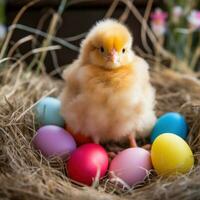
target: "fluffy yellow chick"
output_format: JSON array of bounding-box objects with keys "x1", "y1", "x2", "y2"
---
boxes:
[{"x1": 60, "y1": 19, "x2": 156, "y2": 146}]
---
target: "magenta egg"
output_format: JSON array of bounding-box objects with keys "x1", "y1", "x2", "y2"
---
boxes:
[
  {"x1": 109, "y1": 147, "x2": 152, "y2": 187},
  {"x1": 66, "y1": 143, "x2": 109, "y2": 186},
  {"x1": 33, "y1": 125, "x2": 76, "y2": 160}
]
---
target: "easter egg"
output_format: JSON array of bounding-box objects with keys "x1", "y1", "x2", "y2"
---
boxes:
[
  {"x1": 151, "y1": 133, "x2": 194, "y2": 176},
  {"x1": 33, "y1": 125, "x2": 76, "y2": 159},
  {"x1": 151, "y1": 112, "x2": 188, "y2": 143},
  {"x1": 109, "y1": 147, "x2": 152, "y2": 186},
  {"x1": 35, "y1": 97, "x2": 65, "y2": 127},
  {"x1": 65, "y1": 125, "x2": 93, "y2": 146},
  {"x1": 66, "y1": 143, "x2": 109, "y2": 186}
]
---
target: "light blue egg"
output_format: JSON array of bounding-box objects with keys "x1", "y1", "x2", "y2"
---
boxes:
[
  {"x1": 150, "y1": 112, "x2": 188, "y2": 143},
  {"x1": 35, "y1": 97, "x2": 65, "y2": 127}
]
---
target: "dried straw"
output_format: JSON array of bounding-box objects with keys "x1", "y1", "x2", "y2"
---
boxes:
[{"x1": 1, "y1": 65, "x2": 200, "y2": 200}]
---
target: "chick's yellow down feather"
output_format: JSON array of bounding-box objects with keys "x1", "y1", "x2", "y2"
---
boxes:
[{"x1": 60, "y1": 19, "x2": 156, "y2": 143}]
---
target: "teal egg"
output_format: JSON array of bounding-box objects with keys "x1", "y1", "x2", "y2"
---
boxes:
[
  {"x1": 150, "y1": 112, "x2": 188, "y2": 143},
  {"x1": 35, "y1": 97, "x2": 65, "y2": 127}
]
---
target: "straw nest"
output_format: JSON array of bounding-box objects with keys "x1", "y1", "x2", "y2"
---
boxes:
[{"x1": 1, "y1": 66, "x2": 200, "y2": 200}]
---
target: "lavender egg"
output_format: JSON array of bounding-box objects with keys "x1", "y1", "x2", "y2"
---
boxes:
[
  {"x1": 109, "y1": 147, "x2": 152, "y2": 187},
  {"x1": 33, "y1": 125, "x2": 76, "y2": 160}
]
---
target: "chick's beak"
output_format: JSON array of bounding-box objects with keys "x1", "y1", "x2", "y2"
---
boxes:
[{"x1": 106, "y1": 49, "x2": 119, "y2": 64}]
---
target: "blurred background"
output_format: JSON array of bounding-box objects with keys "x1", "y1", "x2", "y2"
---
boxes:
[
  {"x1": 1, "y1": 0, "x2": 200, "y2": 75},
  {"x1": 5, "y1": 0, "x2": 159, "y2": 73}
]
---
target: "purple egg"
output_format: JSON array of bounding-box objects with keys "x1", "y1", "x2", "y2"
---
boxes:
[{"x1": 33, "y1": 125, "x2": 76, "y2": 159}]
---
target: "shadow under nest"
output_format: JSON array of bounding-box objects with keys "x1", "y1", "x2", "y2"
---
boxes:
[{"x1": 1, "y1": 67, "x2": 200, "y2": 200}]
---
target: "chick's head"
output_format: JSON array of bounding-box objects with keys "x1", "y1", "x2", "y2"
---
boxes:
[{"x1": 80, "y1": 19, "x2": 134, "y2": 69}]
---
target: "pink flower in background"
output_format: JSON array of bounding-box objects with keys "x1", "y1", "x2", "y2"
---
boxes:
[
  {"x1": 150, "y1": 8, "x2": 168, "y2": 36},
  {"x1": 172, "y1": 6, "x2": 183, "y2": 23},
  {"x1": 187, "y1": 10, "x2": 200, "y2": 30}
]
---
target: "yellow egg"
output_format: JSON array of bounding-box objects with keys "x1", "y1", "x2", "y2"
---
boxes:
[{"x1": 151, "y1": 133, "x2": 194, "y2": 176}]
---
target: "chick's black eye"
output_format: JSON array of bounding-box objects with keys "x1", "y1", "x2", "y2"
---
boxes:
[
  {"x1": 122, "y1": 48, "x2": 126, "y2": 53},
  {"x1": 100, "y1": 47, "x2": 104, "y2": 53}
]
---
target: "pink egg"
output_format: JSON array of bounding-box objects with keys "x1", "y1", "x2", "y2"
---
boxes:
[
  {"x1": 109, "y1": 147, "x2": 152, "y2": 186},
  {"x1": 66, "y1": 143, "x2": 109, "y2": 186},
  {"x1": 33, "y1": 125, "x2": 76, "y2": 160}
]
